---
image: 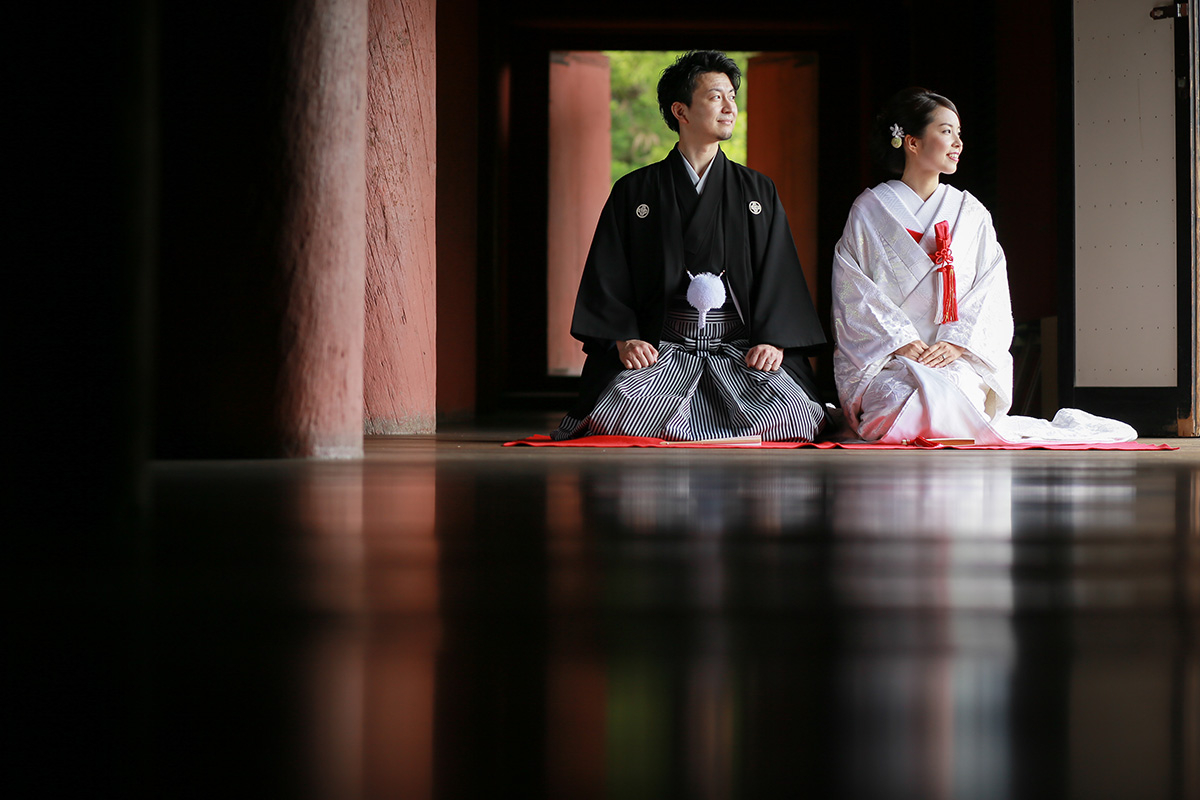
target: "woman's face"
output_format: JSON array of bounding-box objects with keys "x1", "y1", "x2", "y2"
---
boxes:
[{"x1": 907, "y1": 105, "x2": 962, "y2": 175}]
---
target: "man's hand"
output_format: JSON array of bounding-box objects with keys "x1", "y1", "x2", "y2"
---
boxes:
[
  {"x1": 617, "y1": 339, "x2": 658, "y2": 369},
  {"x1": 745, "y1": 343, "x2": 784, "y2": 372},
  {"x1": 916, "y1": 341, "x2": 965, "y2": 368}
]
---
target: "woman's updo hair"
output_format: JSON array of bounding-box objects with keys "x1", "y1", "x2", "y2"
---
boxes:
[{"x1": 871, "y1": 87, "x2": 959, "y2": 176}]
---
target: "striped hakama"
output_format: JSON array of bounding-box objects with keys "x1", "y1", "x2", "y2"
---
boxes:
[{"x1": 553, "y1": 295, "x2": 826, "y2": 442}]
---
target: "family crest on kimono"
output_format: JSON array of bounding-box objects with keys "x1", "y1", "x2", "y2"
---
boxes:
[
  {"x1": 553, "y1": 50, "x2": 827, "y2": 442},
  {"x1": 831, "y1": 87, "x2": 1136, "y2": 445}
]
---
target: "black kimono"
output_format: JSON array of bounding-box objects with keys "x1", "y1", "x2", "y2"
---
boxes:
[{"x1": 557, "y1": 146, "x2": 827, "y2": 440}]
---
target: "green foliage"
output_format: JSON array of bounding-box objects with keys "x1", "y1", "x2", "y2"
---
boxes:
[{"x1": 605, "y1": 51, "x2": 755, "y2": 185}]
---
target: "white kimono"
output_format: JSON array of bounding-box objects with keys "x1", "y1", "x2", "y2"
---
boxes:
[{"x1": 832, "y1": 181, "x2": 1136, "y2": 444}]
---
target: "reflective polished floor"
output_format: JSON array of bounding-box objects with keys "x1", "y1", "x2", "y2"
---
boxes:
[{"x1": 17, "y1": 416, "x2": 1200, "y2": 799}]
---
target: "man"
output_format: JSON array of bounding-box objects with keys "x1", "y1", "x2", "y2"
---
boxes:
[{"x1": 553, "y1": 50, "x2": 827, "y2": 442}]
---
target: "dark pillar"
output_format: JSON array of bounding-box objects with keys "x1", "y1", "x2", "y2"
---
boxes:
[
  {"x1": 11, "y1": 2, "x2": 156, "y2": 559},
  {"x1": 436, "y1": 0, "x2": 480, "y2": 422},
  {"x1": 12, "y1": 8, "x2": 159, "y2": 798},
  {"x1": 156, "y1": 0, "x2": 367, "y2": 458}
]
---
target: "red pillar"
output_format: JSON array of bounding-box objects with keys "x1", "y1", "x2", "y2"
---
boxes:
[
  {"x1": 364, "y1": 0, "x2": 438, "y2": 434},
  {"x1": 547, "y1": 52, "x2": 612, "y2": 377},
  {"x1": 277, "y1": 0, "x2": 369, "y2": 458},
  {"x1": 155, "y1": 0, "x2": 367, "y2": 459},
  {"x1": 747, "y1": 54, "x2": 820, "y2": 307}
]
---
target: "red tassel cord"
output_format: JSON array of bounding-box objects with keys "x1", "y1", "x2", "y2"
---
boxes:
[{"x1": 932, "y1": 220, "x2": 958, "y2": 323}]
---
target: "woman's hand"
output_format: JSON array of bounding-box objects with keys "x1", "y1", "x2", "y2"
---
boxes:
[
  {"x1": 617, "y1": 339, "x2": 658, "y2": 369},
  {"x1": 892, "y1": 340, "x2": 928, "y2": 360},
  {"x1": 916, "y1": 341, "x2": 965, "y2": 368},
  {"x1": 745, "y1": 343, "x2": 784, "y2": 372}
]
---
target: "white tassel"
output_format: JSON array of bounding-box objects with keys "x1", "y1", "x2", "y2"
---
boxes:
[{"x1": 686, "y1": 271, "x2": 726, "y2": 330}]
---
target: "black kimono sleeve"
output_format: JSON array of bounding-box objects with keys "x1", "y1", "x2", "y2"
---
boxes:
[
  {"x1": 569, "y1": 180, "x2": 642, "y2": 346},
  {"x1": 736, "y1": 172, "x2": 827, "y2": 402},
  {"x1": 746, "y1": 179, "x2": 825, "y2": 351},
  {"x1": 562, "y1": 176, "x2": 642, "y2": 418}
]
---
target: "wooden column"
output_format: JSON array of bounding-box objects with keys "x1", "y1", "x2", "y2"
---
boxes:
[
  {"x1": 436, "y1": 0, "x2": 480, "y2": 422},
  {"x1": 364, "y1": 0, "x2": 438, "y2": 434},
  {"x1": 547, "y1": 52, "x2": 612, "y2": 378},
  {"x1": 746, "y1": 54, "x2": 820, "y2": 306},
  {"x1": 155, "y1": 0, "x2": 368, "y2": 458},
  {"x1": 12, "y1": 2, "x2": 158, "y2": 555}
]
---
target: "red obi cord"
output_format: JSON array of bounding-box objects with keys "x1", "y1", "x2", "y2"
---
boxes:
[{"x1": 932, "y1": 220, "x2": 958, "y2": 323}]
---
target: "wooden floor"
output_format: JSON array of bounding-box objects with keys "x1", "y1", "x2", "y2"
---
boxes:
[{"x1": 16, "y1": 416, "x2": 1200, "y2": 799}]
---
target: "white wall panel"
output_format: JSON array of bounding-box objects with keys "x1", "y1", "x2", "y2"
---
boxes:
[{"x1": 1074, "y1": 0, "x2": 1177, "y2": 386}]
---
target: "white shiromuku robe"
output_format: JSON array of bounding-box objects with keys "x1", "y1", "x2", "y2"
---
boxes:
[{"x1": 832, "y1": 181, "x2": 1137, "y2": 444}]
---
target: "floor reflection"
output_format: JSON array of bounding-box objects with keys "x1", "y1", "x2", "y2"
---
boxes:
[
  {"x1": 59, "y1": 445, "x2": 1200, "y2": 798},
  {"x1": 283, "y1": 610, "x2": 1195, "y2": 800}
]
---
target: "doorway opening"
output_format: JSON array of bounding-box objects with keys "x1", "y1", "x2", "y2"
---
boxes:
[{"x1": 545, "y1": 51, "x2": 819, "y2": 378}]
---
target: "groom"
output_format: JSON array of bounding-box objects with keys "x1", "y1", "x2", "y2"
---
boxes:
[{"x1": 556, "y1": 50, "x2": 827, "y2": 439}]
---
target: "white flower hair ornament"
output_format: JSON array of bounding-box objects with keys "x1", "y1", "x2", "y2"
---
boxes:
[{"x1": 889, "y1": 123, "x2": 904, "y2": 149}]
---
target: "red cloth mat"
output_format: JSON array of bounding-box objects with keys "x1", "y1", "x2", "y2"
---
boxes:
[{"x1": 503, "y1": 434, "x2": 1177, "y2": 451}]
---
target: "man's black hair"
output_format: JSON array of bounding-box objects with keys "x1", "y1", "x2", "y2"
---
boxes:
[{"x1": 656, "y1": 50, "x2": 742, "y2": 133}]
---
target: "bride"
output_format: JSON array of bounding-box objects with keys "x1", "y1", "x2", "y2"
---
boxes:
[{"x1": 831, "y1": 87, "x2": 1136, "y2": 444}]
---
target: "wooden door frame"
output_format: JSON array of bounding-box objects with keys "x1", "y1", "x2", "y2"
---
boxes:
[
  {"x1": 1061, "y1": 2, "x2": 1199, "y2": 436},
  {"x1": 475, "y1": 15, "x2": 882, "y2": 413}
]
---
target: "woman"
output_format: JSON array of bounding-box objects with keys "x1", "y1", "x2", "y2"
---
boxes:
[{"x1": 831, "y1": 87, "x2": 1135, "y2": 444}]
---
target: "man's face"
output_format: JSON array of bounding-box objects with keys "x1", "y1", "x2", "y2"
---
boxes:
[{"x1": 674, "y1": 71, "x2": 737, "y2": 143}]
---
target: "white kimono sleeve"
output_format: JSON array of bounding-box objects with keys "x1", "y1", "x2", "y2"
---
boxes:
[
  {"x1": 831, "y1": 213, "x2": 925, "y2": 370},
  {"x1": 831, "y1": 207, "x2": 926, "y2": 419}
]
